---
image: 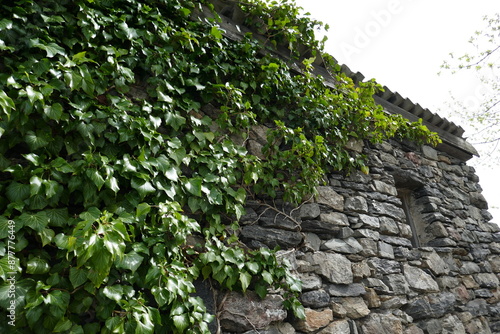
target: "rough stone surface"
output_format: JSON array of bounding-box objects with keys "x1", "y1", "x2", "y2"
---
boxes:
[
  {"x1": 327, "y1": 283, "x2": 366, "y2": 297},
  {"x1": 300, "y1": 289, "x2": 330, "y2": 308},
  {"x1": 316, "y1": 186, "x2": 344, "y2": 211},
  {"x1": 300, "y1": 273, "x2": 323, "y2": 291},
  {"x1": 321, "y1": 237, "x2": 363, "y2": 254},
  {"x1": 345, "y1": 196, "x2": 369, "y2": 213},
  {"x1": 240, "y1": 225, "x2": 302, "y2": 248},
  {"x1": 383, "y1": 274, "x2": 410, "y2": 294},
  {"x1": 404, "y1": 298, "x2": 433, "y2": 320},
  {"x1": 219, "y1": 292, "x2": 286, "y2": 332},
  {"x1": 403, "y1": 264, "x2": 439, "y2": 292},
  {"x1": 300, "y1": 203, "x2": 321, "y2": 220},
  {"x1": 294, "y1": 308, "x2": 333, "y2": 332},
  {"x1": 319, "y1": 212, "x2": 349, "y2": 226},
  {"x1": 358, "y1": 214, "x2": 380, "y2": 228},
  {"x1": 422, "y1": 251, "x2": 449, "y2": 276},
  {"x1": 308, "y1": 252, "x2": 353, "y2": 284},
  {"x1": 317, "y1": 320, "x2": 351, "y2": 334},
  {"x1": 474, "y1": 273, "x2": 499, "y2": 288},
  {"x1": 341, "y1": 297, "x2": 370, "y2": 319},
  {"x1": 379, "y1": 241, "x2": 395, "y2": 259},
  {"x1": 368, "y1": 258, "x2": 401, "y2": 275},
  {"x1": 360, "y1": 313, "x2": 403, "y2": 334}
]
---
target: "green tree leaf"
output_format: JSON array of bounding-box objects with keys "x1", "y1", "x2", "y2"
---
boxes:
[
  {"x1": 26, "y1": 258, "x2": 50, "y2": 274},
  {"x1": 6, "y1": 182, "x2": 30, "y2": 202},
  {"x1": 43, "y1": 103, "x2": 63, "y2": 121},
  {"x1": 115, "y1": 251, "x2": 144, "y2": 273},
  {"x1": 0, "y1": 89, "x2": 15, "y2": 115},
  {"x1": 103, "y1": 285, "x2": 123, "y2": 302},
  {"x1": 32, "y1": 41, "x2": 66, "y2": 58},
  {"x1": 131, "y1": 179, "x2": 155, "y2": 199},
  {"x1": 19, "y1": 211, "x2": 48, "y2": 232},
  {"x1": 69, "y1": 267, "x2": 88, "y2": 288},
  {"x1": 53, "y1": 317, "x2": 73, "y2": 332},
  {"x1": 239, "y1": 271, "x2": 252, "y2": 292},
  {"x1": 185, "y1": 178, "x2": 202, "y2": 197}
]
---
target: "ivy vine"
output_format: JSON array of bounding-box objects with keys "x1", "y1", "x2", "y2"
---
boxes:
[{"x1": 0, "y1": 0, "x2": 439, "y2": 333}]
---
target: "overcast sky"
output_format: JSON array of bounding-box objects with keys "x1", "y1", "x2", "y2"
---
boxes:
[{"x1": 293, "y1": 0, "x2": 500, "y2": 223}]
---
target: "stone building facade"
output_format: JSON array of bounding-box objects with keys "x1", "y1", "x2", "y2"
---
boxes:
[
  {"x1": 222, "y1": 135, "x2": 499, "y2": 334},
  {"x1": 198, "y1": 2, "x2": 500, "y2": 333}
]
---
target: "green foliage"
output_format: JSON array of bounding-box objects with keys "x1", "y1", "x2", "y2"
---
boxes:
[{"x1": 0, "y1": 0, "x2": 438, "y2": 332}]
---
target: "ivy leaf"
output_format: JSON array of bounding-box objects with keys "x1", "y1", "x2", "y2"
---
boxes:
[
  {"x1": 64, "y1": 70, "x2": 83, "y2": 91},
  {"x1": 185, "y1": 178, "x2": 202, "y2": 197},
  {"x1": 53, "y1": 318, "x2": 73, "y2": 332},
  {"x1": 0, "y1": 18, "x2": 12, "y2": 30},
  {"x1": 164, "y1": 112, "x2": 186, "y2": 131},
  {"x1": 86, "y1": 169, "x2": 105, "y2": 191},
  {"x1": 38, "y1": 228, "x2": 55, "y2": 246},
  {"x1": 26, "y1": 258, "x2": 51, "y2": 274},
  {"x1": 43, "y1": 179, "x2": 59, "y2": 198},
  {"x1": 157, "y1": 90, "x2": 173, "y2": 103},
  {"x1": 239, "y1": 271, "x2": 252, "y2": 292},
  {"x1": 30, "y1": 175, "x2": 43, "y2": 196},
  {"x1": 103, "y1": 285, "x2": 123, "y2": 302},
  {"x1": 172, "y1": 314, "x2": 189, "y2": 332},
  {"x1": 103, "y1": 231, "x2": 125, "y2": 259},
  {"x1": 69, "y1": 267, "x2": 87, "y2": 288},
  {"x1": 43, "y1": 103, "x2": 63, "y2": 121},
  {"x1": 151, "y1": 286, "x2": 171, "y2": 307},
  {"x1": 79, "y1": 207, "x2": 101, "y2": 223},
  {"x1": 32, "y1": 40, "x2": 66, "y2": 58},
  {"x1": 210, "y1": 26, "x2": 223, "y2": 40},
  {"x1": 186, "y1": 78, "x2": 206, "y2": 91},
  {"x1": 19, "y1": 211, "x2": 49, "y2": 232},
  {"x1": 131, "y1": 178, "x2": 155, "y2": 198},
  {"x1": 105, "y1": 176, "x2": 120, "y2": 194},
  {"x1": 46, "y1": 208, "x2": 69, "y2": 227},
  {"x1": 0, "y1": 89, "x2": 15, "y2": 115},
  {"x1": 254, "y1": 282, "x2": 268, "y2": 299},
  {"x1": 25, "y1": 131, "x2": 50, "y2": 150},
  {"x1": 118, "y1": 21, "x2": 138, "y2": 40},
  {"x1": 261, "y1": 270, "x2": 273, "y2": 285},
  {"x1": 246, "y1": 262, "x2": 259, "y2": 275},
  {"x1": 54, "y1": 233, "x2": 77, "y2": 251},
  {"x1": 51, "y1": 157, "x2": 75, "y2": 173},
  {"x1": 115, "y1": 251, "x2": 143, "y2": 273},
  {"x1": 79, "y1": 65, "x2": 95, "y2": 95},
  {"x1": 105, "y1": 317, "x2": 124, "y2": 332},
  {"x1": 26, "y1": 86, "x2": 44, "y2": 104},
  {"x1": 136, "y1": 203, "x2": 151, "y2": 218},
  {"x1": 165, "y1": 166, "x2": 178, "y2": 182},
  {"x1": 88, "y1": 246, "x2": 112, "y2": 287},
  {"x1": 0, "y1": 278, "x2": 33, "y2": 309},
  {"x1": 6, "y1": 181, "x2": 30, "y2": 202}
]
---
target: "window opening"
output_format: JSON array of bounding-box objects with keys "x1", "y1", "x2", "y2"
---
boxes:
[{"x1": 397, "y1": 188, "x2": 420, "y2": 248}]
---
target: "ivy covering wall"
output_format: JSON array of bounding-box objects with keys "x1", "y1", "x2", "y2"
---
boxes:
[{"x1": 0, "y1": 0, "x2": 439, "y2": 333}]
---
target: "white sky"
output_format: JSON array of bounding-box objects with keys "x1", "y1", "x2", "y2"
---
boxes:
[{"x1": 294, "y1": 0, "x2": 500, "y2": 223}]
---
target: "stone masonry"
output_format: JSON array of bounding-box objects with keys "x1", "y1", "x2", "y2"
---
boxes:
[
  {"x1": 219, "y1": 138, "x2": 500, "y2": 334},
  {"x1": 195, "y1": 2, "x2": 500, "y2": 333}
]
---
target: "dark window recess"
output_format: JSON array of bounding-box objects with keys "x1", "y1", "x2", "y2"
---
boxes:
[
  {"x1": 389, "y1": 166, "x2": 428, "y2": 247},
  {"x1": 397, "y1": 189, "x2": 420, "y2": 247}
]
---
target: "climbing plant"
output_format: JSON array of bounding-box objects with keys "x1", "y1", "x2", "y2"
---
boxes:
[{"x1": 0, "y1": 0, "x2": 439, "y2": 333}]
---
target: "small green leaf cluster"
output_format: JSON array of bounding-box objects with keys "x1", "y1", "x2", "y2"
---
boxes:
[
  {"x1": 237, "y1": 0, "x2": 328, "y2": 57},
  {"x1": 0, "y1": 0, "x2": 439, "y2": 332}
]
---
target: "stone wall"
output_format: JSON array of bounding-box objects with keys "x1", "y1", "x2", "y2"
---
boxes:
[
  {"x1": 195, "y1": 2, "x2": 499, "y2": 332},
  {"x1": 217, "y1": 137, "x2": 500, "y2": 334}
]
